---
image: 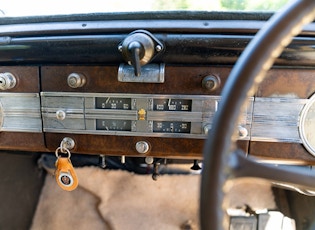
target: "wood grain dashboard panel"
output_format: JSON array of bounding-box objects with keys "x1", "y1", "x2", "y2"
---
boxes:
[
  {"x1": 0, "y1": 66, "x2": 40, "y2": 93},
  {"x1": 41, "y1": 65, "x2": 230, "y2": 95},
  {"x1": 45, "y1": 133, "x2": 249, "y2": 159},
  {"x1": 250, "y1": 141, "x2": 315, "y2": 164},
  {"x1": 257, "y1": 68, "x2": 315, "y2": 99},
  {"x1": 0, "y1": 132, "x2": 45, "y2": 152},
  {"x1": 41, "y1": 65, "x2": 247, "y2": 158},
  {"x1": 0, "y1": 65, "x2": 313, "y2": 162},
  {"x1": 39, "y1": 65, "x2": 315, "y2": 162}
]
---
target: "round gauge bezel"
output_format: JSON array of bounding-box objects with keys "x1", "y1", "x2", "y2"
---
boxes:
[{"x1": 299, "y1": 93, "x2": 315, "y2": 157}]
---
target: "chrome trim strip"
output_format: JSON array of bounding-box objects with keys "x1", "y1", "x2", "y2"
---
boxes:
[
  {"x1": 147, "y1": 111, "x2": 203, "y2": 122},
  {"x1": 251, "y1": 97, "x2": 307, "y2": 143},
  {"x1": 86, "y1": 114, "x2": 136, "y2": 120},
  {"x1": 41, "y1": 92, "x2": 253, "y2": 139},
  {"x1": 41, "y1": 92, "x2": 309, "y2": 143},
  {"x1": 0, "y1": 93, "x2": 42, "y2": 133},
  {"x1": 3, "y1": 110, "x2": 41, "y2": 117},
  {"x1": 42, "y1": 128, "x2": 207, "y2": 139},
  {"x1": 41, "y1": 92, "x2": 221, "y2": 100},
  {"x1": 42, "y1": 108, "x2": 83, "y2": 113},
  {"x1": 85, "y1": 109, "x2": 136, "y2": 116},
  {"x1": 0, "y1": 93, "x2": 39, "y2": 97},
  {"x1": 43, "y1": 113, "x2": 84, "y2": 119}
]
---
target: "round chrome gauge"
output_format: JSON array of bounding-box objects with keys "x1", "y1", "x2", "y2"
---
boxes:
[
  {"x1": 0, "y1": 102, "x2": 3, "y2": 130},
  {"x1": 299, "y1": 94, "x2": 315, "y2": 156}
]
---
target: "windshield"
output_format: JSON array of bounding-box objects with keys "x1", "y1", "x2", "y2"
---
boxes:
[{"x1": 1, "y1": 0, "x2": 290, "y2": 17}]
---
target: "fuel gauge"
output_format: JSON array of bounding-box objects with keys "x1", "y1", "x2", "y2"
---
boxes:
[
  {"x1": 153, "y1": 99, "x2": 192, "y2": 111},
  {"x1": 96, "y1": 119, "x2": 132, "y2": 131},
  {"x1": 96, "y1": 97, "x2": 131, "y2": 110},
  {"x1": 153, "y1": 121, "x2": 191, "y2": 133}
]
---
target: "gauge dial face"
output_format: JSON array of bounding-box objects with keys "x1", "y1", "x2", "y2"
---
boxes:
[
  {"x1": 299, "y1": 94, "x2": 315, "y2": 156},
  {"x1": 153, "y1": 121, "x2": 191, "y2": 133},
  {"x1": 96, "y1": 119, "x2": 131, "y2": 131},
  {"x1": 95, "y1": 97, "x2": 131, "y2": 110},
  {"x1": 153, "y1": 99, "x2": 192, "y2": 111}
]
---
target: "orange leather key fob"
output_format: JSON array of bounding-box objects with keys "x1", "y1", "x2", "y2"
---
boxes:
[{"x1": 55, "y1": 157, "x2": 78, "y2": 191}]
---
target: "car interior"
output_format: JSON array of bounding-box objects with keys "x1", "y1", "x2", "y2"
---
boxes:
[{"x1": 1, "y1": 0, "x2": 315, "y2": 229}]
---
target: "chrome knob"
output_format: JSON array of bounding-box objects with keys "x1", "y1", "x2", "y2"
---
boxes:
[
  {"x1": 56, "y1": 110, "x2": 66, "y2": 120},
  {"x1": 145, "y1": 156, "x2": 154, "y2": 165},
  {"x1": 135, "y1": 141, "x2": 150, "y2": 154},
  {"x1": 202, "y1": 75, "x2": 220, "y2": 91},
  {"x1": 238, "y1": 126, "x2": 248, "y2": 139},
  {"x1": 67, "y1": 73, "x2": 86, "y2": 88},
  {"x1": 203, "y1": 124, "x2": 211, "y2": 135},
  {"x1": 61, "y1": 137, "x2": 75, "y2": 150},
  {"x1": 0, "y1": 72, "x2": 16, "y2": 90}
]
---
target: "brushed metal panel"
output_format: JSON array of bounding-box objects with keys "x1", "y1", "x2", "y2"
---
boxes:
[
  {"x1": 40, "y1": 92, "x2": 253, "y2": 140},
  {"x1": 0, "y1": 93, "x2": 42, "y2": 133},
  {"x1": 251, "y1": 97, "x2": 307, "y2": 143}
]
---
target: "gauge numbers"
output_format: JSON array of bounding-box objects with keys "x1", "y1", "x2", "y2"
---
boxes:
[
  {"x1": 153, "y1": 99, "x2": 192, "y2": 111},
  {"x1": 153, "y1": 121, "x2": 191, "y2": 133},
  {"x1": 95, "y1": 97, "x2": 131, "y2": 110},
  {"x1": 96, "y1": 119, "x2": 131, "y2": 131}
]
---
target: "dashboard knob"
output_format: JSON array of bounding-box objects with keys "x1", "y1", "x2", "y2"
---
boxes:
[
  {"x1": 145, "y1": 156, "x2": 154, "y2": 165},
  {"x1": 135, "y1": 141, "x2": 150, "y2": 154},
  {"x1": 0, "y1": 72, "x2": 16, "y2": 90},
  {"x1": 61, "y1": 137, "x2": 75, "y2": 150},
  {"x1": 56, "y1": 110, "x2": 66, "y2": 120},
  {"x1": 67, "y1": 73, "x2": 86, "y2": 88},
  {"x1": 238, "y1": 126, "x2": 248, "y2": 139},
  {"x1": 202, "y1": 75, "x2": 220, "y2": 91}
]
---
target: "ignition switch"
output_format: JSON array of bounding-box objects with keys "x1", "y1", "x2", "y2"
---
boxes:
[{"x1": 118, "y1": 30, "x2": 164, "y2": 77}]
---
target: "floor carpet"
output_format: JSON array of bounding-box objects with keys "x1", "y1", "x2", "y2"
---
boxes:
[{"x1": 31, "y1": 167, "x2": 275, "y2": 230}]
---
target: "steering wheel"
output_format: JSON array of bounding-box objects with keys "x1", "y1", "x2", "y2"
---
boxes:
[{"x1": 200, "y1": 1, "x2": 315, "y2": 229}]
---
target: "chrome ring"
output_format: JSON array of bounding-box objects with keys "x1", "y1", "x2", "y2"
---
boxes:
[
  {"x1": 58, "y1": 172, "x2": 74, "y2": 187},
  {"x1": 55, "y1": 147, "x2": 71, "y2": 159}
]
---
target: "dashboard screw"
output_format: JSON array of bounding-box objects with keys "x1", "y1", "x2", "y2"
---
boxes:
[{"x1": 155, "y1": 45, "x2": 162, "y2": 52}]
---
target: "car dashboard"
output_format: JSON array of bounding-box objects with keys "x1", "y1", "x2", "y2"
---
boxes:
[{"x1": 1, "y1": 12, "x2": 315, "y2": 165}]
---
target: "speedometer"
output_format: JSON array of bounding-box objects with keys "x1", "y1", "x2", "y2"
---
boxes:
[{"x1": 299, "y1": 94, "x2": 315, "y2": 156}]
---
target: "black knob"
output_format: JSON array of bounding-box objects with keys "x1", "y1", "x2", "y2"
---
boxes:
[{"x1": 128, "y1": 41, "x2": 143, "y2": 76}]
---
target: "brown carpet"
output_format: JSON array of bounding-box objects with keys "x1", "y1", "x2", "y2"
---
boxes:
[{"x1": 31, "y1": 167, "x2": 275, "y2": 230}]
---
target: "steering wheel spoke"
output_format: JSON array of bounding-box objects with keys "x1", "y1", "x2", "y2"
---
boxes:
[{"x1": 229, "y1": 150, "x2": 315, "y2": 193}]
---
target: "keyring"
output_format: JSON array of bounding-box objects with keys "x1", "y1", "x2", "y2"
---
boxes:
[{"x1": 55, "y1": 147, "x2": 71, "y2": 159}]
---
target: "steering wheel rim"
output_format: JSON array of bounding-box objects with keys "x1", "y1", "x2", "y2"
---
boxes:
[{"x1": 200, "y1": 1, "x2": 315, "y2": 229}]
